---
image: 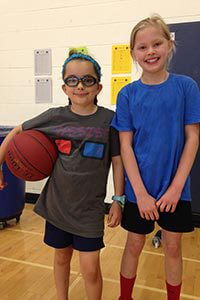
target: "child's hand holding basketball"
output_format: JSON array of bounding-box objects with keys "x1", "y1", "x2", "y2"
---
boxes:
[{"x1": 5, "y1": 130, "x2": 58, "y2": 181}]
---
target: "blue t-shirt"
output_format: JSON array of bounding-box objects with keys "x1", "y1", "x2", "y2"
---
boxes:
[{"x1": 112, "y1": 73, "x2": 200, "y2": 203}]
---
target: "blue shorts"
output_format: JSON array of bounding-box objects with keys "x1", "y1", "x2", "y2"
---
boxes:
[{"x1": 44, "y1": 221, "x2": 105, "y2": 252}]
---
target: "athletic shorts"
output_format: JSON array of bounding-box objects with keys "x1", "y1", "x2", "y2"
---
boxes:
[
  {"x1": 44, "y1": 221, "x2": 105, "y2": 252},
  {"x1": 121, "y1": 200, "x2": 194, "y2": 234}
]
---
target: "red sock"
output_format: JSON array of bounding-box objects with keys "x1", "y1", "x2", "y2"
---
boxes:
[
  {"x1": 119, "y1": 273, "x2": 136, "y2": 300},
  {"x1": 166, "y1": 281, "x2": 182, "y2": 300}
]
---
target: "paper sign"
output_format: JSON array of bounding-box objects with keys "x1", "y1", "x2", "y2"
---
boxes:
[
  {"x1": 111, "y1": 76, "x2": 131, "y2": 105},
  {"x1": 112, "y1": 45, "x2": 132, "y2": 74}
]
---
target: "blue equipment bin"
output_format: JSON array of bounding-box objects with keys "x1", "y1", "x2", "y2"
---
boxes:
[{"x1": 0, "y1": 126, "x2": 25, "y2": 227}]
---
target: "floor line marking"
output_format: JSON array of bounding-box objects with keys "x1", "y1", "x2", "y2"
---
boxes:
[
  {"x1": 3, "y1": 234, "x2": 200, "y2": 264},
  {"x1": 0, "y1": 255, "x2": 199, "y2": 299},
  {"x1": 0, "y1": 256, "x2": 78, "y2": 275},
  {"x1": 5, "y1": 230, "x2": 200, "y2": 263},
  {"x1": 6, "y1": 228, "x2": 43, "y2": 236},
  {"x1": 108, "y1": 245, "x2": 200, "y2": 264},
  {"x1": 69, "y1": 276, "x2": 82, "y2": 293}
]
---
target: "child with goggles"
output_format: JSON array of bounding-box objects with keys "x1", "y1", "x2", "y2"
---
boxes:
[{"x1": 0, "y1": 48, "x2": 124, "y2": 300}]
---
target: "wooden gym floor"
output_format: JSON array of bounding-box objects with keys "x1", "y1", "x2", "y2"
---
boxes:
[{"x1": 0, "y1": 204, "x2": 200, "y2": 300}]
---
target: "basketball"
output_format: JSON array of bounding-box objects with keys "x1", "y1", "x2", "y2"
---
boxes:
[{"x1": 5, "y1": 130, "x2": 58, "y2": 181}]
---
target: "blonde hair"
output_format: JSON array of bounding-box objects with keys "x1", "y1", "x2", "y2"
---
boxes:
[{"x1": 130, "y1": 14, "x2": 175, "y2": 63}]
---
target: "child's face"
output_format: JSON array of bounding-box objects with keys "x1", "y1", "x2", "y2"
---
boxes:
[
  {"x1": 131, "y1": 25, "x2": 172, "y2": 76},
  {"x1": 62, "y1": 60, "x2": 102, "y2": 107}
]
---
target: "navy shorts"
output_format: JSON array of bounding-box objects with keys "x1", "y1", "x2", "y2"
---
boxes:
[
  {"x1": 44, "y1": 221, "x2": 105, "y2": 252},
  {"x1": 121, "y1": 200, "x2": 194, "y2": 234}
]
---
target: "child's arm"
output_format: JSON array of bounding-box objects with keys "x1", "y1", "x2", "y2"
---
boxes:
[
  {"x1": 0, "y1": 125, "x2": 22, "y2": 190},
  {"x1": 156, "y1": 123, "x2": 199, "y2": 213},
  {"x1": 120, "y1": 131, "x2": 159, "y2": 221},
  {"x1": 107, "y1": 155, "x2": 124, "y2": 227}
]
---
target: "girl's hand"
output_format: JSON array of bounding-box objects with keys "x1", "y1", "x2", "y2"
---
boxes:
[
  {"x1": 137, "y1": 193, "x2": 159, "y2": 221},
  {"x1": 156, "y1": 185, "x2": 181, "y2": 213},
  {"x1": 0, "y1": 170, "x2": 7, "y2": 190},
  {"x1": 107, "y1": 201, "x2": 122, "y2": 227}
]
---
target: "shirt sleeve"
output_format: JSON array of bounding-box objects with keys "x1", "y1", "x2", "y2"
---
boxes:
[
  {"x1": 184, "y1": 78, "x2": 200, "y2": 125},
  {"x1": 109, "y1": 126, "x2": 120, "y2": 157},
  {"x1": 22, "y1": 108, "x2": 53, "y2": 131},
  {"x1": 111, "y1": 90, "x2": 133, "y2": 131}
]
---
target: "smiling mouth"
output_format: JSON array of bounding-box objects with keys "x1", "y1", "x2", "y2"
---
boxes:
[
  {"x1": 145, "y1": 57, "x2": 160, "y2": 63},
  {"x1": 74, "y1": 93, "x2": 88, "y2": 96}
]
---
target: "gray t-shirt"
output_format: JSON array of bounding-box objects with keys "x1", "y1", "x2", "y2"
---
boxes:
[{"x1": 22, "y1": 105, "x2": 120, "y2": 238}]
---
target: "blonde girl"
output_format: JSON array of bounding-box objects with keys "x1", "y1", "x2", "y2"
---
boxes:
[{"x1": 112, "y1": 15, "x2": 200, "y2": 300}]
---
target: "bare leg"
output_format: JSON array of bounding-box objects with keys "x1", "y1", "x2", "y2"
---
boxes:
[
  {"x1": 54, "y1": 247, "x2": 73, "y2": 300},
  {"x1": 121, "y1": 232, "x2": 146, "y2": 278},
  {"x1": 162, "y1": 230, "x2": 182, "y2": 285},
  {"x1": 79, "y1": 250, "x2": 102, "y2": 300}
]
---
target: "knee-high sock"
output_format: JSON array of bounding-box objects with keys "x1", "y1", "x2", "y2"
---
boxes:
[
  {"x1": 166, "y1": 281, "x2": 182, "y2": 300},
  {"x1": 119, "y1": 273, "x2": 136, "y2": 300}
]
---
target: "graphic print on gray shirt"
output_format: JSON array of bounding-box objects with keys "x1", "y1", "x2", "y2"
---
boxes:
[{"x1": 22, "y1": 106, "x2": 120, "y2": 238}]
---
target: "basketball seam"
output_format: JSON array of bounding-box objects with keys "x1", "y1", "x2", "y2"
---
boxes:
[
  {"x1": 13, "y1": 137, "x2": 48, "y2": 177},
  {"x1": 24, "y1": 131, "x2": 56, "y2": 165}
]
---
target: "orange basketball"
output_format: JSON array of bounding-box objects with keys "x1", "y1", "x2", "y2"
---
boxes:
[{"x1": 5, "y1": 130, "x2": 58, "y2": 181}]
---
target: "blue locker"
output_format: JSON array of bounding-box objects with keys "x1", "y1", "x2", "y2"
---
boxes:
[{"x1": 169, "y1": 21, "x2": 200, "y2": 227}]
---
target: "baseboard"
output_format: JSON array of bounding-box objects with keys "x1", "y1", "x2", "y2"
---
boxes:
[
  {"x1": 105, "y1": 202, "x2": 112, "y2": 214},
  {"x1": 25, "y1": 193, "x2": 39, "y2": 204},
  {"x1": 192, "y1": 212, "x2": 200, "y2": 228}
]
